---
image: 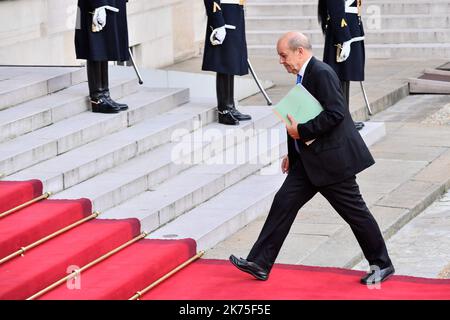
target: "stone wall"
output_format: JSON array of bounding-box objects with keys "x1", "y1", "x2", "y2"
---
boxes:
[{"x1": 0, "y1": 0, "x2": 206, "y2": 67}]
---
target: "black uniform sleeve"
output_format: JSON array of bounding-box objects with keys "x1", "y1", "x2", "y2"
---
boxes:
[
  {"x1": 204, "y1": 0, "x2": 226, "y2": 30},
  {"x1": 297, "y1": 69, "x2": 346, "y2": 141},
  {"x1": 90, "y1": 0, "x2": 111, "y2": 10},
  {"x1": 326, "y1": 0, "x2": 352, "y2": 44}
]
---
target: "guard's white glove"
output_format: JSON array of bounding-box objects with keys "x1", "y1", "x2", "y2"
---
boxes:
[
  {"x1": 92, "y1": 6, "x2": 119, "y2": 33},
  {"x1": 337, "y1": 40, "x2": 352, "y2": 62},
  {"x1": 210, "y1": 26, "x2": 227, "y2": 46}
]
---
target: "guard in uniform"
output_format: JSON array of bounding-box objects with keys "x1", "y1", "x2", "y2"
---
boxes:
[
  {"x1": 202, "y1": 0, "x2": 252, "y2": 125},
  {"x1": 75, "y1": 0, "x2": 130, "y2": 114},
  {"x1": 318, "y1": 0, "x2": 365, "y2": 130}
]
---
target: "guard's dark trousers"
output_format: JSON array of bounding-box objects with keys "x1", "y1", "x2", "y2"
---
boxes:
[{"x1": 247, "y1": 159, "x2": 392, "y2": 273}]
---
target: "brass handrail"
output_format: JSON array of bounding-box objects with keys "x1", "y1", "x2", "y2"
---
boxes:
[
  {"x1": 26, "y1": 231, "x2": 149, "y2": 300},
  {"x1": 0, "y1": 212, "x2": 101, "y2": 265},
  {"x1": 129, "y1": 250, "x2": 205, "y2": 300},
  {"x1": 0, "y1": 192, "x2": 52, "y2": 219}
]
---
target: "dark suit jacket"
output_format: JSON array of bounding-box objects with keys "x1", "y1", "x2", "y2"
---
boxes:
[{"x1": 287, "y1": 56, "x2": 374, "y2": 187}]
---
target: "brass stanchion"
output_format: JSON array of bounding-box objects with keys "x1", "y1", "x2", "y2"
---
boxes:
[
  {"x1": 0, "y1": 192, "x2": 52, "y2": 219},
  {"x1": 26, "y1": 231, "x2": 149, "y2": 300},
  {"x1": 129, "y1": 251, "x2": 205, "y2": 300},
  {"x1": 0, "y1": 212, "x2": 101, "y2": 265}
]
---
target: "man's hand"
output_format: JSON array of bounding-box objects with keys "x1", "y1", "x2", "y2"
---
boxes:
[
  {"x1": 338, "y1": 40, "x2": 351, "y2": 62},
  {"x1": 281, "y1": 156, "x2": 289, "y2": 174},
  {"x1": 286, "y1": 114, "x2": 300, "y2": 140},
  {"x1": 210, "y1": 26, "x2": 227, "y2": 45},
  {"x1": 92, "y1": 6, "x2": 119, "y2": 33}
]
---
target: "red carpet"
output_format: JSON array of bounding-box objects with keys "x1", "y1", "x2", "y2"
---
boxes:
[
  {"x1": 39, "y1": 239, "x2": 196, "y2": 300},
  {"x1": 0, "y1": 180, "x2": 42, "y2": 214},
  {"x1": 0, "y1": 199, "x2": 92, "y2": 259},
  {"x1": 141, "y1": 260, "x2": 450, "y2": 300},
  {"x1": 0, "y1": 218, "x2": 140, "y2": 299},
  {"x1": 1, "y1": 179, "x2": 450, "y2": 300}
]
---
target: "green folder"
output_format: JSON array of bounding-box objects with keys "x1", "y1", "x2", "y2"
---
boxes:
[{"x1": 273, "y1": 84, "x2": 324, "y2": 125}]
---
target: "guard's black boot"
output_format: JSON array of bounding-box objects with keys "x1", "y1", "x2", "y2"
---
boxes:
[
  {"x1": 341, "y1": 80, "x2": 364, "y2": 131},
  {"x1": 217, "y1": 73, "x2": 239, "y2": 125},
  {"x1": 102, "y1": 91, "x2": 129, "y2": 111},
  {"x1": 100, "y1": 61, "x2": 128, "y2": 111},
  {"x1": 227, "y1": 74, "x2": 251, "y2": 121},
  {"x1": 91, "y1": 95, "x2": 120, "y2": 114},
  {"x1": 87, "y1": 61, "x2": 121, "y2": 114},
  {"x1": 354, "y1": 121, "x2": 365, "y2": 131}
]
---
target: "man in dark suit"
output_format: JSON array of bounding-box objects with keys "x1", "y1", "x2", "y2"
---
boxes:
[
  {"x1": 229, "y1": 32, "x2": 395, "y2": 285},
  {"x1": 75, "y1": 0, "x2": 130, "y2": 114},
  {"x1": 202, "y1": 0, "x2": 251, "y2": 125}
]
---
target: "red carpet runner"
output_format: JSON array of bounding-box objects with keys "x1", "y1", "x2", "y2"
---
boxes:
[
  {"x1": 0, "y1": 180, "x2": 42, "y2": 214},
  {"x1": 1, "y1": 179, "x2": 450, "y2": 300},
  {"x1": 141, "y1": 260, "x2": 450, "y2": 300},
  {"x1": 0, "y1": 199, "x2": 92, "y2": 259},
  {"x1": 39, "y1": 239, "x2": 196, "y2": 300}
]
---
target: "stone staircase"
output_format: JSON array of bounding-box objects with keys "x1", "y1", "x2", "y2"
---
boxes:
[
  {"x1": 0, "y1": 66, "x2": 283, "y2": 250},
  {"x1": 1, "y1": 66, "x2": 383, "y2": 252},
  {"x1": 246, "y1": 0, "x2": 450, "y2": 58}
]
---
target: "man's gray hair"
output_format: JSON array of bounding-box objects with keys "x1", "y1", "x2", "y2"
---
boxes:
[{"x1": 288, "y1": 33, "x2": 312, "y2": 51}]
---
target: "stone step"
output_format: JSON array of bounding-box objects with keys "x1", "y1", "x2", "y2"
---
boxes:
[
  {"x1": 8, "y1": 100, "x2": 213, "y2": 194},
  {"x1": 249, "y1": 43, "x2": 450, "y2": 59},
  {"x1": 103, "y1": 122, "x2": 287, "y2": 233},
  {"x1": 0, "y1": 67, "x2": 86, "y2": 111},
  {"x1": 246, "y1": 15, "x2": 450, "y2": 31},
  {"x1": 246, "y1": 2, "x2": 450, "y2": 17},
  {"x1": 247, "y1": 29, "x2": 450, "y2": 46},
  {"x1": 53, "y1": 106, "x2": 279, "y2": 212},
  {"x1": 0, "y1": 87, "x2": 189, "y2": 177},
  {"x1": 0, "y1": 71, "x2": 140, "y2": 144},
  {"x1": 147, "y1": 121, "x2": 387, "y2": 251},
  {"x1": 148, "y1": 168, "x2": 286, "y2": 251}
]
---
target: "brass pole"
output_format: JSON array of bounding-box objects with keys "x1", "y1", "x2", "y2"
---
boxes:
[
  {"x1": 0, "y1": 212, "x2": 101, "y2": 265},
  {"x1": 0, "y1": 173, "x2": 4, "y2": 179},
  {"x1": 26, "y1": 231, "x2": 149, "y2": 300},
  {"x1": 0, "y1": 192, "x2": 52, "y2": 219},
  {"x1": 129, "y1": 250, "x2": 205, "y2": 300}
]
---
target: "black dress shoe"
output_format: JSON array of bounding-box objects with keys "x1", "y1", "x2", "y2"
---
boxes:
[
  {"x1": 360, "y1": 264, "x2": 395, "y2": 285},
  {"x1": 91, "y1": 97, "x2": 121, "y2": 114},
  {"x1": 218, "y1": 109, "x2": 240, "y2": 126},
  {"x1": 230, "y1": 108, "x2": 252, "y2": 121},
  {"x1": 229, "y1": 254, "x2": 268, "y2": 281}
]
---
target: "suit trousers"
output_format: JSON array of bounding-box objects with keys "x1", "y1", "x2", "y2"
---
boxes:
[{"x1": 247, "y1": 159, "x2": 392, "y2": 273}]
